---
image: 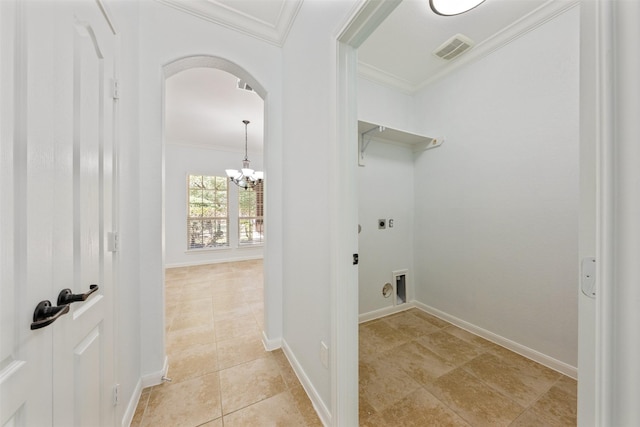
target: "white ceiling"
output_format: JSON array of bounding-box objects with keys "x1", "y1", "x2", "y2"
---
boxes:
[
  {"x1": 157, "y1": 0, "x2": 302, "y2": 46},
  {"x1": 162, "y1": 0, "x2": 551, "y2": 150},
  {"x1": 164, "y1": 68, "x2": 264, "y2": 154},
  {"x1": 358, "y1": 0, "x2": 549, "y2": 92}
]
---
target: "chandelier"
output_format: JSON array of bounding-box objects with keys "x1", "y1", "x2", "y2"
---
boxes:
[{"x1": 225, "y1": 120, "x2": 263, "y2": 189}]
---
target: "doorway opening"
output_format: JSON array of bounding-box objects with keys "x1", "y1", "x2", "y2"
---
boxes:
[
  {"x1": 336, "y1": 1, "x2": 589, "y2": 425},
  {"x1": 162, "y1": 57, "x2": 267, "y2": 381}
]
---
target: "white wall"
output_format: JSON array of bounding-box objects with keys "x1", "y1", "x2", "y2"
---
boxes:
[
  {"x1": 137, "y1": 0, "x2": 284, "y2": 386},
  {"x1": 281, "y1": 0, "x2": 359, "y2": 419},
  {"x1": 357, "y1": 139, "x2": 414, "y2": 317},
  {"x1": 358, "y1": 78, "x2": 415, "y2": 132},
  {"x1": 411, "y1": 7, "x2": 580, "y2": 368},
  {"x1": 165, "y1": 143, "x2": 263, "y2": 267},
  {"x1": 357, "y1": 75, "x2": 417, "y2": 320}
]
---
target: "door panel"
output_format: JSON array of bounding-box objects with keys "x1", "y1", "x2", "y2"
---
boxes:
[
  {"x1": 73, "y1": 326, "x2": 103, "y2": 427},
  {"x1": 1, "y1": 1, "x2": 56, "y2": 425},
  {"x1": 52, "y1": 2, "x2": 116, "y2": 426},
  {"x1": 0, "y1": 1, "x2": 117, "y2": 426}
]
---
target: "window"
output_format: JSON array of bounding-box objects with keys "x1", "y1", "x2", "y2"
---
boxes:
[
  {"x1": 238, "y1": 181, "x2": 264, "y2": 245},
  {"x1": 187, "y1": 175, "x2": 228, "y2": 249}
]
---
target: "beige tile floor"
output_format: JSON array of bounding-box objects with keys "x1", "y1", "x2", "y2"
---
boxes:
[
  {"x1": 359, "y1": 309, "x2": 577, "y2": 426},
  {"x1": 130, "y1": 260, "x2": 322, "y2": 427},
  {"x1": 131, "y1": 260, "x2": 577, "y2": 426}
]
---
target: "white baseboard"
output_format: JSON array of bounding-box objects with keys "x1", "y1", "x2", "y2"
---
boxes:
[
  {"x1": 141, "y1": 356, "x2": 169, "y2": 388},
  {"x1": 165, "y1": 255, "x2": 263, "y2": 269},
  {"x1": 121, "y1": 358, "x2": 167, "y2": 426},
  {"x1": 358, "y1": 302, "x2": 415, "y2": 323},
  {"x1": 413, "y1": 301, "x2": 578, "y2": 379},
  {"x1": 281, "y1": 339, "x2": 331, "y2": 427},
  {"x1": 262, "y1": 330, "x2": 282, "y2": 351},
  {"x1": 121, "y1": 379, "x2": 143, "y2": 427}
]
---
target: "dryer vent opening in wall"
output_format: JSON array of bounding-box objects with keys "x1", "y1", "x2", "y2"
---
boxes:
[{"x1": 395, "y1": 273, "x2": 406, "y2": 305}]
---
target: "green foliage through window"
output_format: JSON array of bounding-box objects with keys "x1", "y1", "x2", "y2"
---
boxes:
[
  {"x1": 238, "y1": 182, "x2": 264, "y2": 245},
  {"x1": 187, "y1": 175, "x2": 228, "y2": 249}
]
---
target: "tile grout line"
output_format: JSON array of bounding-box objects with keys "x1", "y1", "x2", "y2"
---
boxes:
[
  {"x1": 213, "y1": 290, "x2": 225, "y2": 426},
  {"x1": 358, "y1": 309, "x2": 577, "y2": 426}
]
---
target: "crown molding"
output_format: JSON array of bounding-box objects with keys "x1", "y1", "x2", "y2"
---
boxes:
[
  {"x1": 337, "y1": 0, "x2": 402, "y2": 48},
  {"x1": 155, "y1": 0, "x2": 302, "y2": 47},
  {"x1": 416, "y1": 0, "x2": 580, "y2": 90},
  {"x1": 357, "y1": 0, "x2": 580, "y2": 94},
  {"x1": 357, "y1": 61, "x2": 417, "y2": 94}
]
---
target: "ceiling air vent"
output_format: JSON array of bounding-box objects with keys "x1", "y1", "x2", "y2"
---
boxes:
[
  {"x1": 237, "y1": 79, "x2": 254, "y2": 92},
  {"x1": 433, "y1": 34, "x2": 474, "y2": 60}
]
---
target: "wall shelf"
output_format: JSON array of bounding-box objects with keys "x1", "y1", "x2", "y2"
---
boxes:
[{"x1": 358, "y1": 120, "x2": 443, "y2": 166}]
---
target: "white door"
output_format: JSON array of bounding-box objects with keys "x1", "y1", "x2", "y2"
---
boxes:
[{"x1": 0, "y1": 1, "x2": 117, "y2": 426}]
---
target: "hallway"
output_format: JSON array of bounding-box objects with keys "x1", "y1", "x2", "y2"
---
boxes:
[
  {"x1": 130, "y1": 260, "x2": 576, "y2": 426},
  {"x1": 131, "y1": 260, "x2": 321, "y2": 426}
]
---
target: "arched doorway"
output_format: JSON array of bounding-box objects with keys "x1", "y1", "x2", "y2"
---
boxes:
[{"x1": 161, "y1": 56, "x2": 275, "y2": 376}]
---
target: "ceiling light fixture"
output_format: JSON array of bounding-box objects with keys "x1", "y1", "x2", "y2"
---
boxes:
[
  {"x1": 430, "y1": 0, "x2": 486, "y2": 16},
  {"x1": 225, "y1": 120, "x2": 263, "y2": 190}
]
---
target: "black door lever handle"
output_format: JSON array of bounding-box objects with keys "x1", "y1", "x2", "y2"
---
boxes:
[
  {"x1": 57, "y1": 284, "x2": 99, "y2": 306},
  {"x1": 31, "y1": 301, "x2": 70, "y2": 330}
]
